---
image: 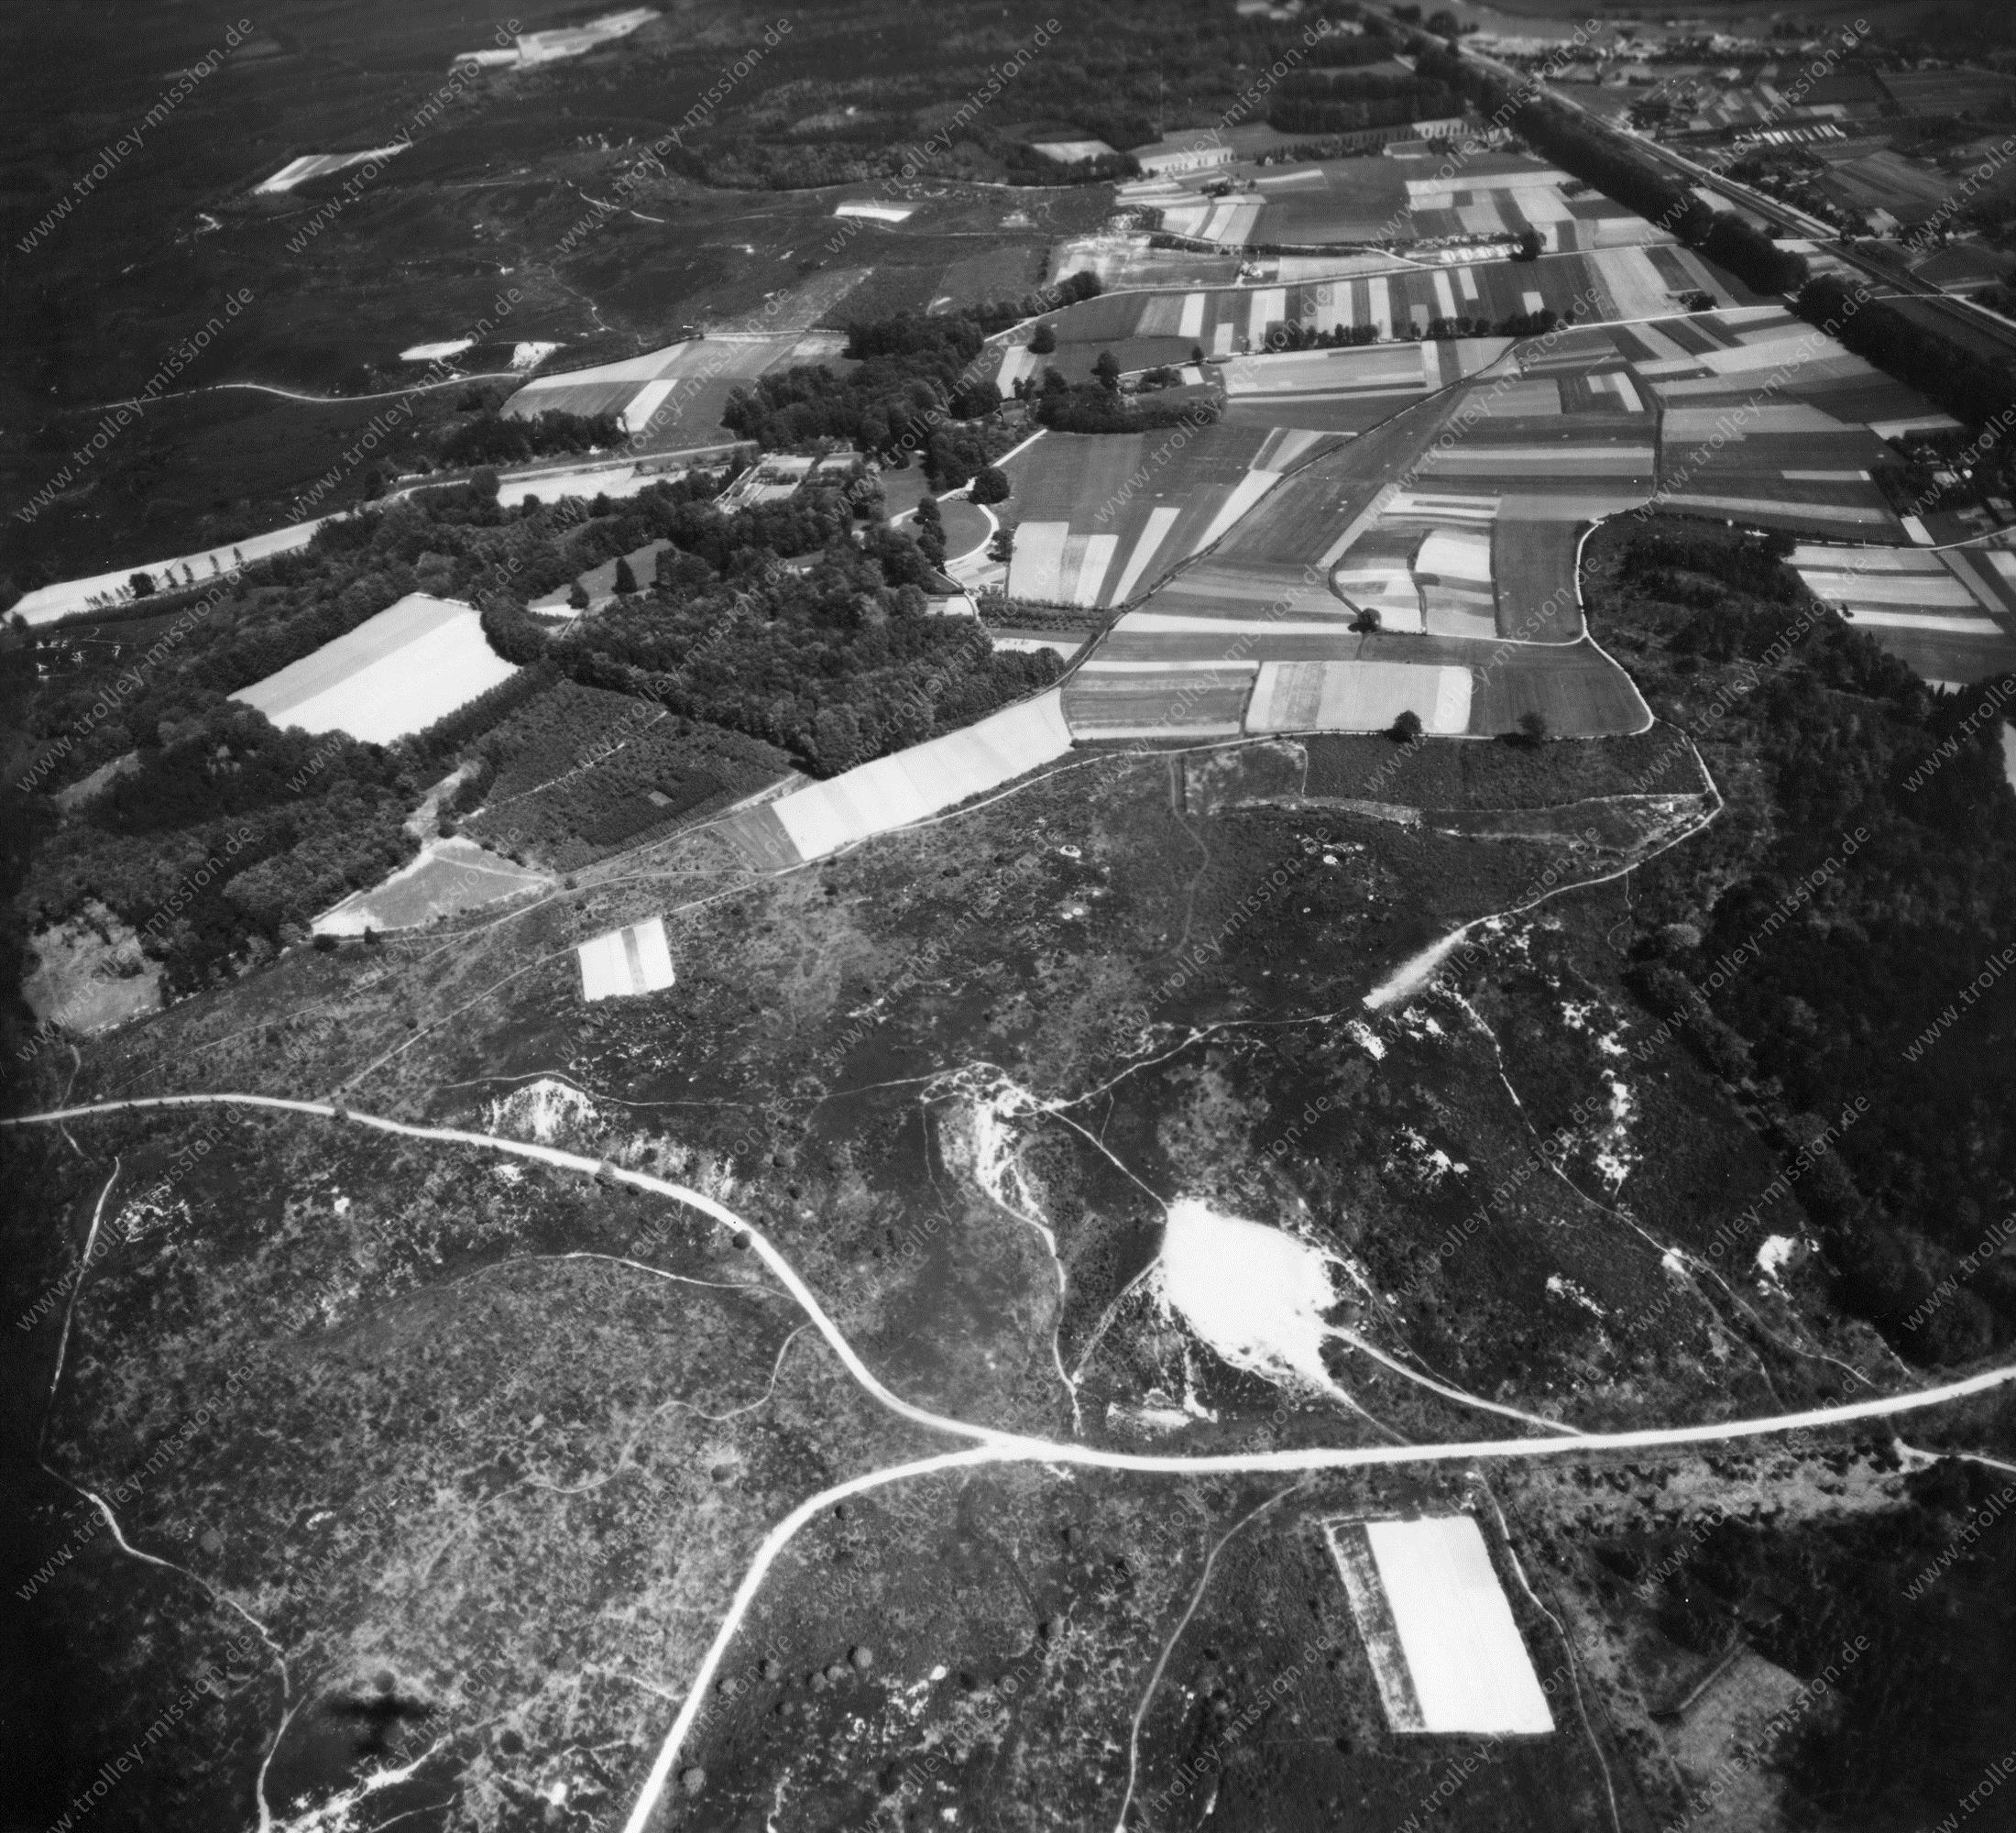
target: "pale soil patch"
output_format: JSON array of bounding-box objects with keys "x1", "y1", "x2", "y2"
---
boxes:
[
  {"x1": 23, "y1": 900, "x2": 159, "y2": 1035},
  {"x1": 1156, "y1": 1198, "x2": 1353, "y2": 1399}
]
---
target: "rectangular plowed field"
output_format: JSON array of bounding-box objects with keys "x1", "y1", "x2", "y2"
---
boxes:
[
  {"x1": 1465, "y1": 642, "x2": 1649, "y2": 737},
  {"x1": 1062, "y1": 664, "x2": 1256, "y2": 737},
  {"x1": 1493, "y1": 521, "x2": 1585, "y2": 642},
  {"x1": 1246, "y1": 659, "x2": 1472, "y2": 733}
]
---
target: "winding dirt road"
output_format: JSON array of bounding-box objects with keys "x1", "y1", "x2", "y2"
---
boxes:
[{"x1": 9, "y1": 1092, "x2": 2016, "y2": 1832}]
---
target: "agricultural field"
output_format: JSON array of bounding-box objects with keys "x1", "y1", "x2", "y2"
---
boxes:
[
  {"x1": 577, "y1": 914, "x2": 677, "y2": 1001},
  {"x1": 1002, "y1": 245, "x2": 1764, "y2": 401},
  {"x1": 230, "y1": 593, "x2": 519, "y2": 745},
  {"x1": 1000, "y1": 424, "x2": 1344, "y2": 609},
  {"x1": 1326, "y1": 1513, "x2": 1555, "y2": 1735},
  {"x1": 727, "y1": 688, "x2": 1075, "y2": 864},
  {"x1": 1031, "y1": 282, "x2": 1985, "y2": 746},
  {"x1": 1790, "y1": 542, "x2": 2016, "y2": 686},
  {"x1": 1121, "y1": 150, "x2": 1660, "y2": 252},
  {"x1": 1814, "y1": 148, "x2": 1960, "y2": 227},
  {"x1": 312, "y1": 838, "x2": 549, "y2": 937},
  {"x1": 502, "y1": 326, "x2": 847, "y2": 453}
]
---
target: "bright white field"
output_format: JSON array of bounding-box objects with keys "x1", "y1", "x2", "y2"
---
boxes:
[
  {"x1": 1247, "y1": 661, "x2": 1470, "y2": 733},
  {"x1": 15, "y1": 519, "x2": 330, "y2": 626},
  {"x1": 1033, "y1": 138, "x2": 1115, "y2": 161},
  {"x1": 1327, "y1": 1515, "x2": 1555, "y2": 1735},
  {"x1": 232, "y1": 594, "x2": 518, "y2": 744},
  {"x1": 1222, "y1": 344, "x2": 1429, "y2": 396},
  {"x1": 772, "y1": 690, "x2": 1073, "y2": 860},
  {"x1": 578, "y1": 916, "x2": 676, "y2": 1001},
  {"x1": 253, "y1": 147, "x2": 406, "y2": 194},
  {"x1": 502, "y1": 464, "x2": 678, "y2": 506},
  {"x1": 1414, "y1": 528, "x2": 1493, "y2": 586},
  {"x1": 1794, "y1": 571, "x2": 1977, "y2": 609},
  {"x1": 834, "y1": 201, "x2": 915, "y2": 222}
]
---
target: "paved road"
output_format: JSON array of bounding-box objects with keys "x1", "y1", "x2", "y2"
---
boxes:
[{"x1": 10, "y1": 1092, "x2": 2016, "y2": 1832}]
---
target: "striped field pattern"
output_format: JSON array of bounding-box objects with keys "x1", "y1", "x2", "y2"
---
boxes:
[{"x1": 578, "y1": 916, "x2": 677, "y2": 1002}]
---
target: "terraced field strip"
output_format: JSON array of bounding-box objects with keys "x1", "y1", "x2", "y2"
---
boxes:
[
  {"x1": 1062, "y1": 662, "x2": 1258, "y2": 738},
  {"x1": 770, "y1": 690, "x2": 1075, "y2": 860}
]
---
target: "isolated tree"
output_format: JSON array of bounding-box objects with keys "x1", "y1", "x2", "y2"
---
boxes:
[
  {"x1": 915, "y1": 495, "x2": 942, "y2": 528},
  {"x1": 613, "y1": 554, "x2": 639, "y2": 596},
  {"x1": 1350, "y1": 605, "x2": 1382, "y2": 634},
  {"x1": 1029, "y1": 322, "x2": 1057, "y2": 355},
  {"x1": 1512, "y1": 226, "x2": 1545, "y2": 261},
  {"x1": 1391, "y1": 708, "x2": 1424, "y2": 743},
  {"x1": 567, "y1": 580, "x2": 591, "y2": 610},
  {"x1": 470, "y1": 465, "x2": 500, "y2": 499},
  {"x1": 989, "y1": 524, "x2": 1015, "y2": 565},
  {"x1": 1190, "y1": 343, "x2": 1206, "y2": 367},
  {"x1": 970, "y1": 466, "x2": 1010, "y2": 505},
  {"x1": 1518, "y1": 708, "x2": 1549, "y2": 744},
  {"x1": 1092, "y1": 349, "x2": 1123, "y2": 392},
  {"x1": 128, "y1": 571, "x2": 156, "y2": 598}
]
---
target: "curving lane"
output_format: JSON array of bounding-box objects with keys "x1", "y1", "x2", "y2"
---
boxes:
[{"x1": 10, "y1": 1092, "x2": 2016, "y2": 1833}]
